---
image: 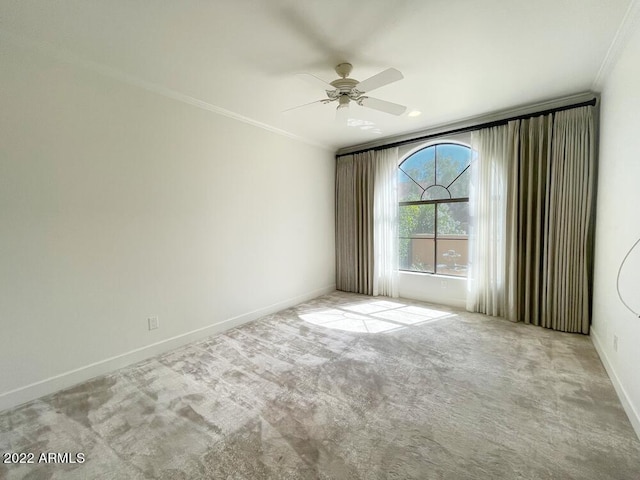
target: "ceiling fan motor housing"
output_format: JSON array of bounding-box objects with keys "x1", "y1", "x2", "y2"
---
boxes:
[
  {"x1": 330, "y1": 78, "x2": 359, "y2": 97},
  {"x1": 328, "y1": 63, "x2": 363, "y2": 103}
]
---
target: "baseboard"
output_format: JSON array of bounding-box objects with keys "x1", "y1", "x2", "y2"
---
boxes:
[
  {"x1": 0, "y1": 284, "x2": 336, "y2": 413},
  {"x1": 591, "y1": 327, "x2": 640, "y2": 440}
]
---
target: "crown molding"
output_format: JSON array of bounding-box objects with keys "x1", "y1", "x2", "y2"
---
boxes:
[
  {"x1": 592, "y1": 0, "x2": 640, "y2": 91},
  {"x1": 0, "y1": 29, "x2": 333, "y2": 153}
]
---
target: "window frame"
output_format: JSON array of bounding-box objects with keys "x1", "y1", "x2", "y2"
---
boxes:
[{"x1": 398, "y1": 141, "x2": 471, "y2": 277}]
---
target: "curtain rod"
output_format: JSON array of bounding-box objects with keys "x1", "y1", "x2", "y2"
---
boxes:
[{"x1": 336, "y1": 97, "x2": 598, "y2": 158}]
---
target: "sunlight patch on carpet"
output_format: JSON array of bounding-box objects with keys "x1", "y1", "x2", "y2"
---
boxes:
[{"x1": 299, "y1": 300, "x2": 455, "y2": 333}]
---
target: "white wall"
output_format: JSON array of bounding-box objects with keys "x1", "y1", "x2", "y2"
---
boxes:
[
  {"x1": 0, "y1": 40, "x2": 335, "y2": 410},
  {"x1": 398, "y1": 272, "x2": 466, "y2": 308},
  {"x1": 591, "y1": 24, "x2": 640, "y2": 438}
]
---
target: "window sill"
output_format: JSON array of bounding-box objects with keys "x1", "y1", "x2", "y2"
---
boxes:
[{"x1": 398, "y1": 270, "x2": 467, "y2": 280}]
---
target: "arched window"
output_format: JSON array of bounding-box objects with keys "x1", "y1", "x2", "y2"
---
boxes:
[{"x1": 398, "y1": 142, "x2": 470, "y2": 276}]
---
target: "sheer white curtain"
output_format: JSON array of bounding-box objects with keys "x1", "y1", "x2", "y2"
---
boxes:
[
  {"x1": 373, "y1": 147, "x2": 399, "y2": 297},
  {"x1": 467, "y1": 124, "x2": 518, "y2": 317}
]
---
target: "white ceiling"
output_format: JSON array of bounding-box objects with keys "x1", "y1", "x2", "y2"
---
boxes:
[{"x1": 0, "y1": 0, "x2": 632, "y2": 150}]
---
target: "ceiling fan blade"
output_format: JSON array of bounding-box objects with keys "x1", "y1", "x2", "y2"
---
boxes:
[
  {"x1": 336, "y1": 104, "x2": 349, "y2": 125},
  {"x1": 296, "y1": 73, "x2": 337, "y2": 92},
  {"x1": 358, "y1": 96, "x2": 407, "y2": 116},
  {"x1": 282, "y1": 99, "x2": 331, "y2": 113},
  {"x1": 355, "y1": 68, "x2": 403, "y2": 93}
]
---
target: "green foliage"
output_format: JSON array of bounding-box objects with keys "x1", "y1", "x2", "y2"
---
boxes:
[
  {"x1": 399, "y1": 203, "x2": 465, "y2": 238},
  {"x1": 438, "y1": 203, "x2": 467, "y2": 235}
]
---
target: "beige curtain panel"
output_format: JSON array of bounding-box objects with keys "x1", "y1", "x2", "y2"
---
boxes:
[
  {"x1": 469, "y1": 106, "x2": 595, "y2": 333},
  {"x1": 335, "y1": 151, "x2": 375, "y2": 295},
  {"x1": 335, "y1": 147, "x2": 400, "y2": 296},
  {"x1": 517, "y1": 107, "x2": 596, "y2": 333}
]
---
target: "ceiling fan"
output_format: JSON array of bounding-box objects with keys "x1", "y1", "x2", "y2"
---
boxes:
[{"x1": 288, "y1": 63, "x2": 407, "y2": 122}]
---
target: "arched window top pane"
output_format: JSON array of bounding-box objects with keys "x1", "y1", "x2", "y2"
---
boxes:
[
  {"x1": 435, "y1": 144, "x2": 471, "y2": 187},
  {"x1": 398, "y1": 143, "x2": 470, "y2": 202},
  {"x1": 398, "y1": 168, "x2": 423, "y2": 201},
  {"x1": 400, "y1": 147, "x2": 434, "y2": 188},
  {"x1": 448, "y1": 168, "x2": 470, "y2": 198}
]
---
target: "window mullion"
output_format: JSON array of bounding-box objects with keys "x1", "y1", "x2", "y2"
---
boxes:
[
  {"x1": 398, "y1": 165, "x2": 426, "y2": 198},
  {"x1": 400, "y1": 197, "x2": 468, "y2": 207},
  {"x1": 434, "y1": 203, "x2": 438, "y2": 274},
  {"x1": 445, "y1": 164, "x2": 470, "y2": 190}
]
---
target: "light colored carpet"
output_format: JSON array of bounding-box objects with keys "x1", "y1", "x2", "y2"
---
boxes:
[{"x1": 1, "y1": 291, "x2": 639, "y2": 479}]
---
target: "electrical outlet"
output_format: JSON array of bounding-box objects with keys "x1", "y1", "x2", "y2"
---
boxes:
[
  {"x1": 613, "y1": 335, "x2": 618, "y2": 352},
  {"x1": 148, "y1": 316, "x2": 159, "y2": 331}
]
